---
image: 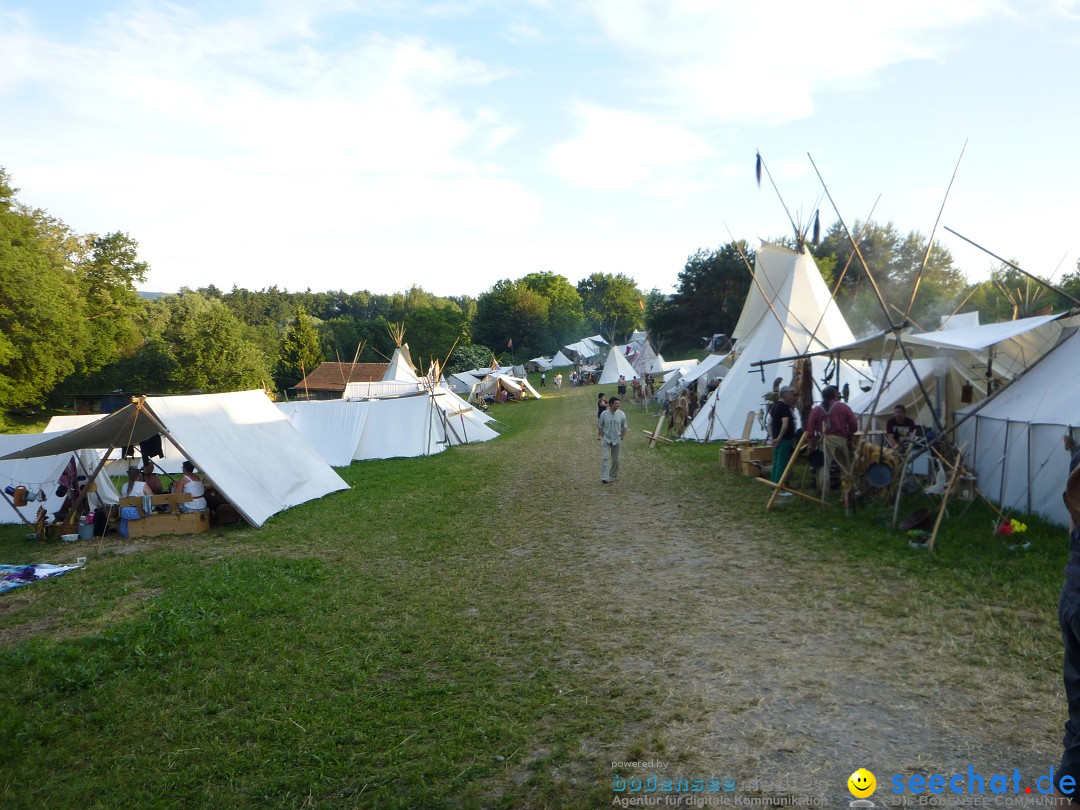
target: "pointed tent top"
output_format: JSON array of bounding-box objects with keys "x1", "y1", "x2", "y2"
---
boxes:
[
  {"x1": 387, "y1": 321, "x2": 407, "y2": 348},
  {"x1": 598, "y1": 346, "x2": 642, "y2": 385},
  {"x1": 381, "y1": 345, "x2": 420, "y2": 382}
]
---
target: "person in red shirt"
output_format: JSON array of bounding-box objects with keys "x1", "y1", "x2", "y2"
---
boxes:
[{"x1": 806, "y1": 385, "x2": 858, "y2": 497}]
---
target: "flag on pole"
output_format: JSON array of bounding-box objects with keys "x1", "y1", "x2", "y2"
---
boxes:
[{"x1": 507, "y1": 338, "x2": 513, "y2": 350}]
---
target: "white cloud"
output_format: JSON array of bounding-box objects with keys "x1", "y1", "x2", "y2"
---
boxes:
[
  {"x1": 550, "y1": 103, "x2": 713, "y2": 191},
  {"x1": 577, "y1": 0, "x2": 1003, "y2": 125},
  {"x1": 0, "y1": 2, "x2": 540, "y2": 292}
]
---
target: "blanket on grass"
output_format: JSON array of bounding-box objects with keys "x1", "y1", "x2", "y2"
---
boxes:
[{"x1": 1, "y1": 563, "x2": 82, "y2": 595}]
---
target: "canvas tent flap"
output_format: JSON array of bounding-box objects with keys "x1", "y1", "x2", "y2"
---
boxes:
[
  {"x1": 902, "y1": 313, "x2": 1071, "y2": 382},
  {"x1": 904, "y1": 313, "x2": 1063, "y2": 352},
  {"x1": 46, "y1": 413, "x2": 187, "y2": 474}
]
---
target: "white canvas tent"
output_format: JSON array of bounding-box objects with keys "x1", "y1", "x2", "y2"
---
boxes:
[
  {"x1": 470, "y1": 373, "x2": 542, "y2": 403},
  {"x1": 657, "y1": 358, "x2": 699, "y2": 374},
  {"x1": 955, "y1": 323, "x2": 1080, "y2": 527},
  {"x1": 845, "y1": 313, "x2": 1071, "y2": 432},
  {"x1": 676, "y1": 354, "x2": 728, "y2": 397},
  {"x1": 598, "y1": 346, "x2": 641, "y2": 385},
  {"x1": 846, "y1": 355, "x2": 989, "y2": 432},
  {"x1": 1, "y1": 391, "x2": 349, "y2": 528},
  {"x1": 0, "y1": 433, "x2": 120, "y2": 525},
  {"x1": 298, "y1": 380, "x2": 501, "y2": 461},
  {"x1": 550, "y1": 351, "x2": 574, "y2": 367},
  {"x1": 446, "y1": 372, "x2": 484, "y2": 399},
  {"x1": 685, "y1": 243, "x2": 863, "y2": 441},
  {"x1": 655, "y1": 365, "x2": 698, "y2": 405},
  {"x1": 563, "y1": 338, "x2": 605, "y2": 362}
]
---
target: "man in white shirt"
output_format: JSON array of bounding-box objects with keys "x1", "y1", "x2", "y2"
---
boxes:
[{"x1": 597, "y1": 396, "x2": 629, "y2": 484}]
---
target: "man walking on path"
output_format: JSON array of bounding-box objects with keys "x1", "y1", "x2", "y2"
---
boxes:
[{"x1": 597, "y1": 396, "x2": 628, "y2": 484}]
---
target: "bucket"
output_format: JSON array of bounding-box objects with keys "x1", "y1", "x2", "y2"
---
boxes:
[{"x1": 78, "y1": 522, "x2": 94, "y2": 541}]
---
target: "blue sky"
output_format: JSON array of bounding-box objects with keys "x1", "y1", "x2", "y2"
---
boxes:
[{"x1": 1, "y1": 0, "x2": 1078, "y2": 301}]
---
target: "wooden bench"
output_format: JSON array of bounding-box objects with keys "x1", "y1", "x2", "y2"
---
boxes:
[{"x1": 118, "y1": 492, "x2": 209, "y2": 538}]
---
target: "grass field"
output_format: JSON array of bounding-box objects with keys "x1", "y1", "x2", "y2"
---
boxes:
[{"x1": 0, "y1": 383, "x2": 1070, "y2": 808}]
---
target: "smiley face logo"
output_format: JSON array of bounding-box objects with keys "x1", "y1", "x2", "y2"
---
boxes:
[{"x1": 847, "y1": 768, "x2": 876, "y2": 798}]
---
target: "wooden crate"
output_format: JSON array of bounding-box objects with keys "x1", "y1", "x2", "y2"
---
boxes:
[
  {"x1": 126, "y1": 509, "x2": 209, "y2": 538},
  {"x1": 740, "y1": 460, "x2": 767, "y2": 478},
  {"x1": 739, "y1": 446, "x2": 773, "y2": 464},
  {"x1": 721, "y1": 447, "x2": 742, "y2": 470}
]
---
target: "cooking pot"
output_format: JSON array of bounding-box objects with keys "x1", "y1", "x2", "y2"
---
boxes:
[{"x1": 865, "y1": 462, "x2": 893, "y2": 488}]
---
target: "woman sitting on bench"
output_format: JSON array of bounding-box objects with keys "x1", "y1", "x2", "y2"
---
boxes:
[{"x1": 172, "y1": 461, "x2": 208, "y2": 513}]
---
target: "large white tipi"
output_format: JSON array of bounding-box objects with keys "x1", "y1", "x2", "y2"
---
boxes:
[
  {"x1": 598, "y1": 346, "x2": 641, "y2": 385},
  {"x1": 684, "y1": 243, "x2": 862, "y2": 441}
]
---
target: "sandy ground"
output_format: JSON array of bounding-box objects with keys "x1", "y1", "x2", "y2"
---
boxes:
[{"x1": 498, "y1": 389, "x2": 1065, "y2": 808}]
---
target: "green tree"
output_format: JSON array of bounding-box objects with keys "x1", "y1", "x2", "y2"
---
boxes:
[
  {"x1": 447, "y1": 344, "x2": 494, "y2": 374},
  {"x1": 649, "y1": 243, "x2": 753, "y2": 355},
  {"x1": 965, "y1": 263, "x2": 1075, "y2": 323},
  {"x1": 576, "y1": 273, "x2": 643, "y2": 342},
  {"x1": 472, "y1": 279, "x2": 551, "y2": 359},
  {"x1": 277, "y1": 307, "x2": 323, "y2": 389},
  {"x1": 404, "y1": 306, "x2": 468, "y2": 370},
  {"x1": 0, "y1": 169, "x2": 83, "y2": 407},
  {"x1": 74, "y1": 231, "x2": 149, "y2": 373},
  {"x1": 520, "y1": 272, "x2": 585, "y2": 350},
  {"x1": 812, "y1": 221, "x2": 964, "y2": 333},
  {"x1": 157, "y1": 292, "x2": 272, "y2": 392}
]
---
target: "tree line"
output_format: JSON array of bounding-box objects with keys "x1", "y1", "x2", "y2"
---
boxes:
[{"x1": 3, "y1": 167, "x2": 1077, "y2": 421}]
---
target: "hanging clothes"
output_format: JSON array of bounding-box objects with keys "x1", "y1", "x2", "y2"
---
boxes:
[{"x1": 139, "y1": 434, "x2": 164, "y2": 464}]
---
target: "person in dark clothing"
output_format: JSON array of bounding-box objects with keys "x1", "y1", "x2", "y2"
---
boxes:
[
  {"x1": 597, "y1": 392, "x2": 608, "y2": 419},
  {"x1": 768, "y1": 387, "x2": 798, "y2": 488},
  {"x1": 885, "y1": 404, "x2": 917, "y2": 449},
  {"x1": 1057, "y1": 447, "x2": 1080, "y2": 804}
]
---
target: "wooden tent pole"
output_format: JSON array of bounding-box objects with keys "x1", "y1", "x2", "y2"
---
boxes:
[
  {"x1": 755, "y1": 476, "x2": 829, "y2": 506},
  {"x1": 902, "y1": 140, "x2": 967, "y2": 320},
  {"x1": 891, "y1": 444, "x2": 914, "y2": 528},
  {"x1": 808, "y1": 153, "x2": 946, "y2": 438},
  {"x1": 926, "y1": 442, "x2": 968, "y2": 552},
  {"x1": 943, "y1": 227, "x2": 1080, "y2": 307}
]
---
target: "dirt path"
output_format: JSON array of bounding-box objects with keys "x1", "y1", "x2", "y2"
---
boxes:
[{"x1": 496, "y1": 386, "x2": 1063, "y2": 807}]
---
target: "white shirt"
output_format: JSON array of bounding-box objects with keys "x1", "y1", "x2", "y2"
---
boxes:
[{"x1": 598, "y1": 408, "x2": 628, "y2": 444}]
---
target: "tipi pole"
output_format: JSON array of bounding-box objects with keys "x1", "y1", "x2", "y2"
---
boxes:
[
  {"x1": 943, "y1": 227, "x2": 1080, "y2": 307},
  {"x1": 807, "y1": 154, "x2": 945, "y2": 437}
]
